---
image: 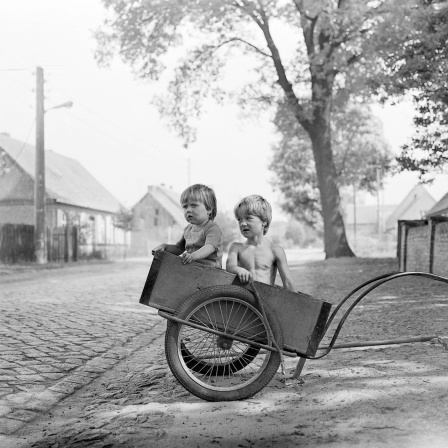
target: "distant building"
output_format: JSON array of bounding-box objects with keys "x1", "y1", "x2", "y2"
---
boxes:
[
  {"x1": 345, "y1": 203, "x2": 397, "y2": 236},
  {"x1": 0, "y1": 133, "x2": 126, "y2": 259},
  {"x1": 426, "y1": 191, "x2": 448, "y2": 218},
  {"x1": 343, "y1": 184, "x2": 437, "y2": 256},
  {"x1": 130, "y1": 185, "x2": 185, "y2": 256},
  {"x1": 385, "y1": 184, "x2": 436, "y2": 231}
]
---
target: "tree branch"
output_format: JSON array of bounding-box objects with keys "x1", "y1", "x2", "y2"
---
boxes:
[
  {"x1": 251, "y1": 4, "x2": 312, "y2": 131},
  {"x1": 218, "y1": 37, "x2": 272, "y2": 59}
]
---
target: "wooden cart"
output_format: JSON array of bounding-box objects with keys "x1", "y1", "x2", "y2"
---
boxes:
[{"x1": 140, "y1": 251, "x2": 448, "y2": 402}]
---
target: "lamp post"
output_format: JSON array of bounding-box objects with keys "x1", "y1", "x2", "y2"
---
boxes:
[{"x1": 34, "y1": 66, "x2": 73, "y2": 264}]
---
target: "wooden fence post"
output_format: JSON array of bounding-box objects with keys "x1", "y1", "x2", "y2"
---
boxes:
[
  {"x1": 72, "y1": 226, "x2": 78, "y2": 262},
  {"x1": 428, "y1": 219, "x2": 436, "y2": 274}
]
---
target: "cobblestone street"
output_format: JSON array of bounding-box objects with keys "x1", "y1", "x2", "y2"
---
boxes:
[
  {"x1": 0, "y1": 258, "x2": 163, "y2": 442},
  {"x1": 1, "y1": 255, "x2": 447, "y2": 448}
]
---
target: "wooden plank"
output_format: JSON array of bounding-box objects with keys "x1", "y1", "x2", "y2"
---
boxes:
[{"x1": 139, "y1": 251, "x2": 332, "y2": 357}]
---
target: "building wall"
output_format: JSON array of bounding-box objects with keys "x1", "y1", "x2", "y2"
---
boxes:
[
  {"x1": 131, "y1": 194, "x2": 183, "y2": 256},
  {"x1": 0, "y1": 201, "x2": 127, "y2": 259},
  {"x1": 0, "y1": 204, "x2": 34, "y2": 225},
  {"x1": 0, "y1": 151, "x2": 127, "y2": 261},
  {"x1": 0, "y1": 154, "x2": 34, "y2": 202},
  {"x1": 399, "y1": 219, "x2": 448, "y2": 276},
  {"x1": 433, "y1": 222, "x2": 448, "y2": 276},
  {"x1": 405, "y1": 225, "x2": 430, "y2": 272}
]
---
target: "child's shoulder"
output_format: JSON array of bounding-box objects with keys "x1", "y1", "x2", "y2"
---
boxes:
[
  {"x1": 204, "y1": 220, "x2": 221, "y2": 232},
  {"x1": 268, "y1": 240, "x2": 287, "y2": 257},
  {"x1": 228, "y1": 240, "x2": 245, "y2": 251}
]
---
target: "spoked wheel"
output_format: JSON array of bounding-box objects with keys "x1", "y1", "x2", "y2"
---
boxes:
[
  {"x1": 165, "y1": 285, "x2": 283, "y2": 401},
  {"x1": 180, "y1": 341, "x2": 260, "y2": 375}
]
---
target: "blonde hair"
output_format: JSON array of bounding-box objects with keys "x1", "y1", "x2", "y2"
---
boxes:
[
  {"x1": 234, "y1": 195, "x2": 272, "y2": 235},
  {"x1": 180, "y1": 184, "x2": 217, "y2": 220}
]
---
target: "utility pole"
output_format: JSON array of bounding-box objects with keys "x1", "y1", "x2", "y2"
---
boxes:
[
  {"x1": 35, "y1": 66, "x2": 47, "y2": 264},
  {"x1": 353, "y1": 183, "x2": 357, "y2": 251},
  {"x1": 184, "y1": 143, "x2": 191, "y2": 185}
]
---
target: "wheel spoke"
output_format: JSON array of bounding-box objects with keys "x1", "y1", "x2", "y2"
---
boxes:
[{"x1": 177, "y1": 297, "x2": 274, "y2": 390}]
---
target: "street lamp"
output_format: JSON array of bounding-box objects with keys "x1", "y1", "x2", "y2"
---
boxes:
[
  {"x1": 34, "y1": 66, "x2": 73, "y2": 264},
  {"x1": 46, "y1": 101, "x2": 74, "y2": 113}
]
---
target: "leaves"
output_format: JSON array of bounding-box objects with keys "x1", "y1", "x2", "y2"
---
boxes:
[
  {"x1": 94, "y1": 0, "x2": 417, "y2": 256},
  {"x1": 369, "y1": 0, "x2": 448, "y2": 178},
  {"x1": 269, "y1": 98, "x2": 393, "y2": 226},
  {"x1": 113, "y1": 206, "x2": 133, "y2": 231}
]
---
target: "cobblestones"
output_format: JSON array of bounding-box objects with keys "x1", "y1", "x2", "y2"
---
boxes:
[{"x1": 0, "y1": 259, "x2": 162, "y2": 435}]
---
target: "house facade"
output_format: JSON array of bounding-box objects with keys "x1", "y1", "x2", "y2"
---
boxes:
[
  {"x1": 130, "y1": 185, "x2": 185, "y2": 256},
  {"x1": 385, "y1": 184, "x2": 436, "y2": 231},
  {"x1": 342, "y1": 184, "x2": 437, "y2": 256},
  {"x1": 0, "y1": 133, "x2": 127, "y2": 260}
]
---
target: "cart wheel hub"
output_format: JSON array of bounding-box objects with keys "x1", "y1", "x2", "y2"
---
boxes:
[{"x1": 217, "y1": 335, "x2": 233, "y2": 350}]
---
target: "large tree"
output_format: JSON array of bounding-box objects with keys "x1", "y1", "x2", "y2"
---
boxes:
[
  {"x1": 95, "y1": 0, "x2": 402, "y2": 258},
  {"x1": 270, "y1": 99, "x2": 392, "y2": 226}
]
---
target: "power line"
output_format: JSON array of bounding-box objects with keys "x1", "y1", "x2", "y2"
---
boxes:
[{"x1": 1, "y1": 66, "x2": 187, "y2": 166}]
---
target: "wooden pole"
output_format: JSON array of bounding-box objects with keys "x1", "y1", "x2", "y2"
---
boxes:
[
  {"x1": 353, "y1": 183, "x2": 357, "y2": 251},
  {"x1": 34, "y1": 66, "x2": 47, "y2": 264}
]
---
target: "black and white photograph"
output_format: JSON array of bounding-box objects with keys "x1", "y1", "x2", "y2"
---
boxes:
[{"x1": 0, "y1": 0, "x2": 447, "y2": 447}]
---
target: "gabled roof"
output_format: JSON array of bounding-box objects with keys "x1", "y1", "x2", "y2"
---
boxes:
[
  {"x1": 385, "y1": 184, "x2": 436, "y2": 229},
  {"x1": 426, "y1": 191, "x2": 448, "y2": 217},
  {"x1": 134, "y1": 185, "x2": 185, "y2": 227},
  {"x1": 0, "y1": 134, "x2": 121, "y2": 213}
]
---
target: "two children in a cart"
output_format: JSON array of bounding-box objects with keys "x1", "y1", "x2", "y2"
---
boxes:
[{"x1": 153, "y1": 184, "x2": 297, "y2": 292}]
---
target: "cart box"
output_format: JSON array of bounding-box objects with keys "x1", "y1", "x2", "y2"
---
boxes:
[{"x1": 140, "y1": 251, "x2": 332, "y2": 357}]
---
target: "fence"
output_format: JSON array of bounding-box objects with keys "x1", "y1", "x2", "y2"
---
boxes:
[
  {"x1": 47, "y1": 226, "x2": 78, "y2": 262},
  {"x1": 398, "y1": 217, "x2": 448, "y2": 275},
  {"x1": 0, "y1": 224, "x2": 34, "y2": 263},
  {"x1": 1, "y1": 224, "x2": 144, "y2": 264}
]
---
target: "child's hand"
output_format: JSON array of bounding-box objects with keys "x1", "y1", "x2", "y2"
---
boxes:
[
  {"x1": 152, "y1": 243, "x2": 167, "y2": 255},
  {"x1": 180, "y1": 251, "x2": 195, "y2": 264},
  {"x1": 236, "y1": 268, "x2": 252, "y2": 284}
]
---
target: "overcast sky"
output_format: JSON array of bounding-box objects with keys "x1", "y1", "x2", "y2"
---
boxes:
[{"x1": 0, "y1": 0, "x2": 446, "y2": 218}]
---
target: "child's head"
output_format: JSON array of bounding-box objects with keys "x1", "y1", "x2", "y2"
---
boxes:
[
  {"x1": 234, "y1": 195, "x2": 272, "y2": 235},
  {"x1": 180, "y1": 184, "x2": 217, "y2": 220}
]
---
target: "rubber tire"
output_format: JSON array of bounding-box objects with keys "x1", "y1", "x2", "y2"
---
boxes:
[{"x1": 165, "y1": 285, "x2": 283, "y2": 402}]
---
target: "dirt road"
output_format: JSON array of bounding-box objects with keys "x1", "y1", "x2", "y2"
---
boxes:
[{"x1": 4, "y1": 257, "x2": 448, "y2": 447}]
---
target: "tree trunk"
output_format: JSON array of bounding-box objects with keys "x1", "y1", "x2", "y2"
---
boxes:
[{"x1": 309, "y1": 115, "x2": 355, "y2": 259}]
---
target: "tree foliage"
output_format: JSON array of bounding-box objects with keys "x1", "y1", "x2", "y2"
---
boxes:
[
  {"x1": 270, "y1": 99, "x2": 392, "y2": 226},
  {"x1": 369, "y1": 0, "x2": 448, "y2": 179},
  {"x1": 113, "y1": 206, "x2": 133, "y2": 232},
  {"x1": 95, "y1": 0, "x2": 409, "y2": 257}
]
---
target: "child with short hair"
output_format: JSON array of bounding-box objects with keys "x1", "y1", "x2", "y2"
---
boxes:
[
  {"x1": 153, "y1": 184, "x2": 223, "y2": 268},
  {"x1": 226, "y1": 195, "x2": 296, "y2": 291}
]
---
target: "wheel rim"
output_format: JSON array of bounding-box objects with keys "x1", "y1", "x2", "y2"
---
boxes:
[{"x1": 177, "y1": 297, "x2": 272, "y2": 391}]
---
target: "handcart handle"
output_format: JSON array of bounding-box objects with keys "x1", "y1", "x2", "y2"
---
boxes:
[{"x1": 311, "y1": 271, "x2": 448, "y2": 360}]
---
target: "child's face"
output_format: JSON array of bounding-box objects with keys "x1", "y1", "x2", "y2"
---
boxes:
[
  {"x1": 182, "y1": 198, "x2": 210, "y2": 226},
  {"x1": 235, "y1": 206, "x2": 265, "y2": 239}
]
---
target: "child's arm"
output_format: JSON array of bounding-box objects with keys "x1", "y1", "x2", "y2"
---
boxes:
[
  {"x1": 180, "y1": 222, "x2": 222, "y2": 264},
  {"x1": 180, "y1": 244, "x2": 215, "y2": 264},
  {"x1": 153, "y1": 236, "x2": 185, "y2": 256},
  {"x1": 273, "y1": 245, "x2": 297, "y2": 292},
  {"x1": 226, "y1": 242, "x2": 252, "y2": 283}
]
